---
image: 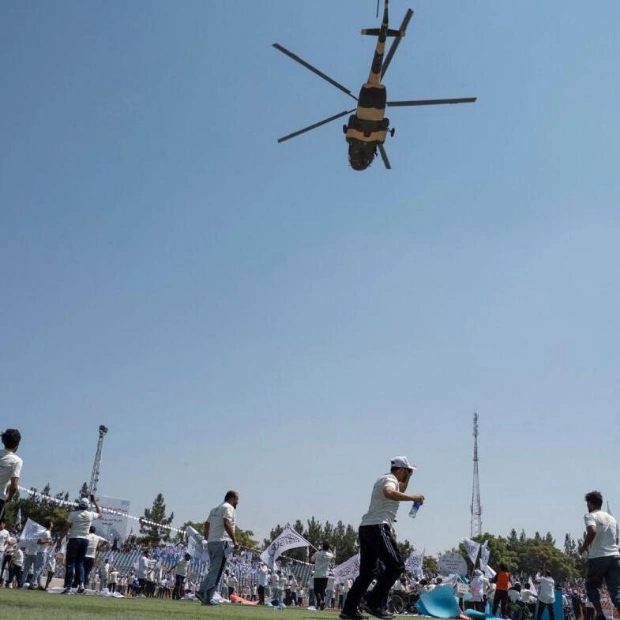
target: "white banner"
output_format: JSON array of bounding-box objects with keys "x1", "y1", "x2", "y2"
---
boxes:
[
  {"x1": 479, "y1": 540, "x2": 490, "y2": 571},
  {"x1": 333, "y1": 553, "x2": 360, "y2": 582},
  {"x1": 20, "y1": 518, "x2": 46, "y2": 542},
  {"x1": 97, "y1": 496, "x2": 130, "y2": 544},
  {"x1": 405, "y1": 548, "x2": 424, "y2": 577},
  {"x1": 438, "y1": 551, "x2": 468, "y2": 576},
  {"x1": 185, "y1": 526, "x2": 210, "y2": 563},
  {"x1": 260, "y1": 525, "x2": 311, "y2": 568},
  {"x1": 462, "y1": 537, "x2": 481, "y2": 566}
]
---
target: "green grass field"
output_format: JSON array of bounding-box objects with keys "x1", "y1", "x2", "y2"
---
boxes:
[{"x1": 0, "y1": 589, "x2": 339, "y2": 620}]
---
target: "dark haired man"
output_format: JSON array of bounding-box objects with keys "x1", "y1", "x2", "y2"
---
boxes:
[
  {"x1": 491, "y1": 563, "x2": 511, "y2": 618},
  {"x1": 341, "y1": 456, "x2": 424, "y2": 620},
  {"x1": 534, "y1": 570, "x2": 556, "y2": 620},
  {"x1": 196, "y1": 490, "x2": 239, "y2": 606},
  {"x1": 0, "y1": 429, "x2": 22, "y2": 520},
  {"x1": 61, "y1": 495, "x2": 102, "y2": 593},
  {"x1": 578, "y1": 490, "x2": 620, "y2": 620},
  {"x1": 312, "y1": 540, "x2": 335, "y2": 610}
]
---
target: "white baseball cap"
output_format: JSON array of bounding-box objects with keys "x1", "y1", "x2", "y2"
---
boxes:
[{"x1": 390, "y1": 456, "x2": 416, "y2": 471}]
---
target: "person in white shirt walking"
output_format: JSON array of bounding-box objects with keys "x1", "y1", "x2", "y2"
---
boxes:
[
  {"x1": 196, "y1": 490, "x2": 240, "y2": 606},
  {"x1": 578, "y1": 490, "x2": 620, "y2": 620},
  {"x1": 341, "y1": 456, "x2": 425, "y2": 620}
]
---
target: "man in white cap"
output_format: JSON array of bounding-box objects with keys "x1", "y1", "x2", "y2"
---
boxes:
[
  {"x1": 60, "y1": 495, "x2": 102, "y2": 593},
  {"x1": 340, "y1": 456, "x2": 424, "y2": 620}
]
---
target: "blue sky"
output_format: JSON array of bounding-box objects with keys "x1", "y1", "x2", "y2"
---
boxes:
[{"x1": 1, "y1": 0, "x2": 619, "y2": 558}]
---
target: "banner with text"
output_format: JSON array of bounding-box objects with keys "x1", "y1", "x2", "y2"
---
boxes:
[{"x1": 97, "y1": 496, "x2": 131, "y2": 544}]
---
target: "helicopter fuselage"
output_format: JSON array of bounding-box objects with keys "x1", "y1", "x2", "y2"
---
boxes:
[{"x1": 345, "y1": 82, "x2": 390, "y2": 170}]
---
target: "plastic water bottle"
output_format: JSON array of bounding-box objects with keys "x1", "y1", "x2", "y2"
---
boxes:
[{"x1": 409, "y1": 501, "x2": 422, "y2": 518}]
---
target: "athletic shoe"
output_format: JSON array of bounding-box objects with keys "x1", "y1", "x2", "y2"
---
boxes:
[
  {"x1": 340, "y1": 612, "x2": 368, "y2": 620},
  {"x1": 196, "y1": 592, "x2": 204, "y2": 603},
  {"x1": 61, "y1": 587, "x2": 72, "y2": 594},
  {"x1": 77, "y1": 583, "x2": 85, "y2": 594}
]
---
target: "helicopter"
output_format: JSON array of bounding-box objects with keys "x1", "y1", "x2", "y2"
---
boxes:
[{"x1": 273, "y1": 0, "x2": 477, "y2": 170}]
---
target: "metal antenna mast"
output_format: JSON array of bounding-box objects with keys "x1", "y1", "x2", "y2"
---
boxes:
[
  {"x1": 470, "y1": 412, "x2": 482, "y2": 537},
  {"x1": 89, "y1": 424, "x2": 108, "y2": 495}
]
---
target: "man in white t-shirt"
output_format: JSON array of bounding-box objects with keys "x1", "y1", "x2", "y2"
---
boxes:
[
  {"x1": 24, "y1": 519, "x2": 54, "y2": 589},
  {"x1": 61, "y1": 495, "x2": 102, "y2": 593},
  {"x1": 197, "y1": 490, "x2": 239, "y2": 606},
  {"x1": 578, "y1": 490, "x2": 620, "y2": 620},
  {"x1": 341, "y1": 456, "x2": 425, "y2": 620},
  {"x1": 83, "y1": 525, "x2": 108, "y2": 587},
  {"x1": 173, "y1": 552, "x2": 191, "y2": 599},
  {"x1": 535, "y1": 571, "x2": 556, "y2": 620},
  {"x1": 469, "y1": 569, "x2": 489, "y2": 612},
  {"x1": 0, "y1": 429, "x2": 22, "y2": 521},
  {"x1": 257, "y1": 562, "x2": 269, "y2": 604},
  {"x1": 108, "y1": 566, "x2": 119, "y2": 593},
  {"x1": 312, "y1": 541, "x2": 335, "y2": 610},
  {"x1": 0, "y1": 518, "x2": 10, "y2": 579}
]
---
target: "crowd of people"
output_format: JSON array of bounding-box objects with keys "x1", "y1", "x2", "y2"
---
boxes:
[{"x1": 2, "y1": 430, "x2": 620, "y2": 620}]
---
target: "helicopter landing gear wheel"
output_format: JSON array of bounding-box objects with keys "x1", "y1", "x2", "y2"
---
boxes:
[
  {"x1": 343, "y1": 124, "x2": 348, "y2": 134},
  {"x1": 390, "y1": 128, "x2": 396, "y2": 137}
]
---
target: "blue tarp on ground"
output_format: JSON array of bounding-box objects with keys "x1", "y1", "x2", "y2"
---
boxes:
[{"x1": 416, "y1": 585, "x2": 463, "y2": 619}]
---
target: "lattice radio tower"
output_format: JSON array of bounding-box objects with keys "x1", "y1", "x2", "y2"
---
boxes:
[
  {"x1": 89, "y1": 424, "x2": 108, "y2": 495},
  {"x1": 470, "y1": 412, "x2": 482, "y2": 537}
]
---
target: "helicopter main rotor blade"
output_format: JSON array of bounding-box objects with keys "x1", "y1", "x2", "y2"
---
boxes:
[
  {"x1": 381, "y1": 9, "x2": 414, "y2": 79},
  {"x1": 378, "y1": 143, "x2": 391, "y2": 170},
  {"x1": 277, "y1": 109, "x2": 355, "y2": 143},
  {"x1": 387, "y1": 97, "x2": 477, "y2": 107},
  {"x1": 273, "y1": 43, "x2": 357, "y2": 101}
]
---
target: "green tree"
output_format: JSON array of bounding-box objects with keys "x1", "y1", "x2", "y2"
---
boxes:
[
  {"x1": 139, "y1": 493, "x2": 174, "y2": 546},
  {"x1": 423, "y1": 555, "x2": 438, "y2": 575},
  {"x1": 78, "y1": 482, "x2": 89, "y2": 499},
  {"x1": 236, "y1": 527, "x2": 259, "y2": 549},
  {"x1": 6, "y1": 484, "x2": 70, "y2": 533},
  {"x1": 332, "y1": 521, "x2": 358, "y2": 561}
]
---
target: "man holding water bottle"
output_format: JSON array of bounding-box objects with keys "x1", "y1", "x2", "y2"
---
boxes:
[{"x1": 340, "y1": 456, "x2": 425, "y2": 620}]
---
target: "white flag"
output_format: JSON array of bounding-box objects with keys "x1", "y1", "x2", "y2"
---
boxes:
[
  {"x1": 405, "y1": 548, "x2": 425, "y2": 577},
  {"x1": 333, "y1": 553, "x2": 360, "y2": 581},
  {"x1": 484, "y1": 565, "x2": 496, "y2": 579},
  {"x1": 20, "y1": 518, "x2": 47, "y2": 542},
  {"x1": 462, "y1": 538, "x2": 481, "y2": 566},
  {"x1": 184, "y1": 525, "x2": 210, "y2": 563},
  {"x1": 260, "y1": 525, "x2": 311, "y2": 568},
  {"x1": 479, "y1": 540, "x2": 490, "y2": 571}
]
